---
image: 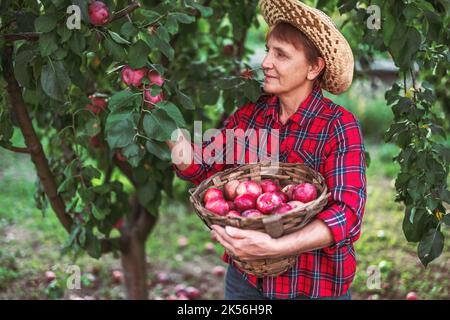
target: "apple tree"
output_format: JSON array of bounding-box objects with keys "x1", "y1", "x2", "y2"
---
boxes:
[{"x1": 0, "y1": 0, "x2": 261, "y2": 299}]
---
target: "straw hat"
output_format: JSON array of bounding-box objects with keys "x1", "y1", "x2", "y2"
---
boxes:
[{"x1": 260, "y1": 0, "x2": 354, "y2": 95}]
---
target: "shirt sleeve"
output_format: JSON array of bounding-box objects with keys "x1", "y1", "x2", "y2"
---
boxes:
[
  {"x1": 172, "y1": 103, "x2": 251, "y2": 185},
  {"x1": 316, "y1": 112, "x2": 367, "y2": 254}
]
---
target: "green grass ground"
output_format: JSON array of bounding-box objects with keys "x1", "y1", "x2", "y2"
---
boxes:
[{"x1": 1, "y1": 137, "x2": 448, "y2": 300}]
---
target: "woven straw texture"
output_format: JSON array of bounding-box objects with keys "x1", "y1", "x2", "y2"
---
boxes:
[
  {"x1": 260, "y1": 0, "x2": 354, "y2": 95},
  {"x1": 189, "y1": 162, "x2": 330, "y2": 277}
]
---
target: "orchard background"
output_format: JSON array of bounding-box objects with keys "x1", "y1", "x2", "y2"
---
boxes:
[{"x1": 0, "y1": 0, "x2": 448, "y2": 300}]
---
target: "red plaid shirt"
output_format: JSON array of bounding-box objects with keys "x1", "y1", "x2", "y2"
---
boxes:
[{"x1": 173, "y1": 85, "x2": 367, "y2": 299}]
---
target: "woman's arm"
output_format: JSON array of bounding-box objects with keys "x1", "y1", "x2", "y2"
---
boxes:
[{"x1": 211, "y1": 219, "x2": 334, "y2": 261}]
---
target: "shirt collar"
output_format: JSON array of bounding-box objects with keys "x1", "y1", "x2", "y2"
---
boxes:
[{"x1": 263, "y1": 84, "x2": 324, "y2": 124}]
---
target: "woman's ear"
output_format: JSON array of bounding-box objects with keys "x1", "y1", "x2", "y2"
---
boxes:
[{"x1": 307, "y1": 57, "x2": 326, "y2": 81}]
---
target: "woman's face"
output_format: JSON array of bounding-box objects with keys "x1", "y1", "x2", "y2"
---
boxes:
[{"x1": 261, "y1": 36, "x2": 321, "y2": 95}]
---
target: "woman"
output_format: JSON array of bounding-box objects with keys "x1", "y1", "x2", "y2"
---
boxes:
[{"x1": 166, "y1": 0, "x2": 367, "y2": 300}]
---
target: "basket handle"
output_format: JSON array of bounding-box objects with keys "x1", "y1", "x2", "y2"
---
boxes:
[{"x1": 262, "y1": 215, "x2": 284, "y2": 238}]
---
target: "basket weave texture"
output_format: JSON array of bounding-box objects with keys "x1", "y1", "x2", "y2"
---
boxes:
[{"x1": 189, "y1": 162, "x2": 331, "y2": 277}]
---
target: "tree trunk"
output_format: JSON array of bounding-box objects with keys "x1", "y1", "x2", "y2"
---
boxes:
[{"x1": 120, "y1": 233, "x2": 148, "y2": 300}]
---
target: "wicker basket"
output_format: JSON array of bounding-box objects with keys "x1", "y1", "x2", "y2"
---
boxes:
[{"x1": 188, "y1": 162, "x2": 330, "y2": 277}]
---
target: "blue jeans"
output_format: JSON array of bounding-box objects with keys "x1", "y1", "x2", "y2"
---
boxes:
[{"x1": 224, "y1": 264, "x2": 352, "y2": 300}]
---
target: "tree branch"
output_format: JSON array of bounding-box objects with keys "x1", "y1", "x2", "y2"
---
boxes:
[
  {"x1": 2, "y1": 45, "x2": 73, "y2": 231},
  {"x1": 1, "y1": 1, "x2": 141, "y2": 42},
  {"x1": 2, "y1": 145, "x2": 30, "y2": 154}
]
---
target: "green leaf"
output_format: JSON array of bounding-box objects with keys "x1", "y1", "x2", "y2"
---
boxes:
[
  {"x1": 120, "y1": 22, "x2": 138, "y2": 38},
  {"x1": 40, "y1": 61, "x2": 71, "y2": 101},
  {"x1": 155, "y1": 101, "x2": 186, "y2": 127},
  {"x1": 403, "y1": 207, "x2": 428, "y2": 242},
  {"x1": 108, "y1": 91, "x2": 136, "y2": 111},
  {"x1": 156, "y1": 25, "x2": 170, "y2": 43},
  {"x1": 170, "y1": 12, "x2": 196, "y2": 24},
  {"x1": 140, "y1": 9, "x2": 161, "y2": 24},
  {"x1": 242, "y1": 80, "x2": 261, "y2": 102},
  {"x1": 103, "y1": 37, "x2": 127, "y2": 61},
  {"x1": 108, "y1": 30, "x2": 131, "y2": 45},
  {"x1": 146, "y1": 140, "x2": 171, "y2": 161},
  {"x1": 176, "y1": 88, "x2": 195, "y2": 110},
  {"x1": 105, "y1": 118, "x2": 135, "y2": 149},
  {"x1": 82, "y1": 166, "x2": 101, "y2": 180},
  {"x1": 137, "y1": 180, "x2": 157, "y2": 207},
  {"x1": 143, "y1": 110, "x2": 178, "y2": 141},
  {"x1": 185, "y1": 0, "x2": 213, "y2": 17},
  {"x1": 69, "y1": 32, "x2": 86, "y2": 56},
  {"x1": 34, "y1": 14, "x2": 57, "y2": 33},
  {"x1": 384, "y1": 121, "x2": 408, "y2": 142},
  {"x1": 57, "y1": 177, "x2": 74, "y2": 194},
  {"x1": 122, "y1": 142, "x2": 145, "y2": 167},
  {"x1": 39, "y1": 32, "x2": 58, "y2": 56},
  {"x1": 84, "y1": 118, "x2": 101, "y2": 136},
  {"x1": 165, "y1": 15, "x2": 179, "y2": 34},
  {"x1": 128, "y1": 40, "x2": 151, "y2": 69},
  {"x1": 418, "y1": 227, "x2": 444, "y2": 267},
  {"x1": 147, "y1": 33, "x2": 174, "y2": 60},
  {"x1": 92, "y1": 204, "x2": 106, "y2": 220},
  {"x1": 14, "y1": 50, "x2": 34, "y2": 88},
  {"x1": 85, "y1": 231, "x2": 101, "y2": 259}
]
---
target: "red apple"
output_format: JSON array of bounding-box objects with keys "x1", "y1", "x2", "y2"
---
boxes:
[
  {"x1": 212, "y1": 266, "x2": 226, "y2": 277},
  {"x1": 260, "y1": 179, "x2": 280, "y2": 193},
  {"x1": 227, "y1": 210, "x2": 241, "y2": 218},
  {"x1": 143, "y1": 89, "x2": 164, "y2": 107},
  {"x1": 406, "y1": 292, "x2": 418, "y2": 300},
  {"x1": 241, "y1": 209, "x2": 263, "y2": 218},
  {"x1": 156, "y1": 272, "x2": 171, "y2": 284},
  {"x1": 90, "y1": 134, "x2": 102, "y2": 148},
  {"x1": 115, "y1": 151, "x2": 127, "y2": 162},
  {"x1": 177, "y1": 236, "x2": 189, "y2": 247},
  {"x1": 275, "y1": 191, "x2": 288, "y2": 203},
  {"x1": 233, "y1": 194, "x2": 257, "y2": 211},
  {"x1": 121, "y1": 66, "x2": 147, "y2": 87},
  {"x1": 185, "y1": 286, "x2": 201, "y2": 299},
  {"x1": 287, "y1": 201, "x2": 305, "y2": 210},
  {"x1": 240, "y1": 68, "x2": 254, "y2": 80},
  {"x1": 203, "y1": 188, "x2": 224, "y2": 204},
  {"x1": 204, "y1": 242, "x2": 215, "y2": 252},
  {"x1": 236, "y1": 181, "x2": 262, "y2": 199},
  {"x1": 292, "y1": 183, "x2": 318, "y2": 203},
  {"x1": 256, "y1": 192, "x2": 284, "y2": 214},
  {"x1": 223, "y1": 44, "x2": 235, "y2": 57},
  {"x1": 282, "y1": 184, "x2": 296, "y2": 200},
  {"x1": 88, "y1": 1, "x2": 110, "y2": 26},
  {"x1": 148, "y1": 70, "x2": 165, "y2": 86},
  {"x1": 45, "y1": 271, "x2": 56, "y2": 283},
  {"x1": 273, "y1": 203, "x2": 293, "y2": 215},
  {"x1": 87, "y1": 96, "x2": 107, "y2": 114},
  {"x1": 205, "y1": 199, "x2": 230, "y2": 216},
  {"x1": 112, "y1": 218, "x2": 124, "y2": 229},
  {"x1": 224, "y1": 180, "x2": 240, "y2": 200},
  {"x1": 111, "y1": 270, "x2": 123, "y2": 284},
  {"x1": 227, "y1": 201, "x2": 235, "y2": 210}
]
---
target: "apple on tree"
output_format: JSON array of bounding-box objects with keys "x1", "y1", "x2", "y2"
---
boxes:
[
  {"x1": 121, "y1": 66, "x2": 147, "y2": 87},
  {"x1": 87, "y1": 95, "x2": 108, "y2": 115},
  {"x1": 88, "y1": 1, "x2": 110, "y2": 26}
]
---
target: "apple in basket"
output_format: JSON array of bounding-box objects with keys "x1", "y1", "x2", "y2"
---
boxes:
[
  {"x1": 273, "y1": 203, "x2": 293, "y2": 215},
  {"x1": 275, "y1": 191, "x2": 288, "y2": 203},
  {"x1": 292, "y1": 183, "x2": 318, "y2": 203},
  {"x1": 205, "y1": 198, "x2": 230, "y2": 216},
  {"x1": 235, "y1": 181, "x2": 262, "y2": 199},
  {"x1": 256, "y1": 192, "x2": 284, "y2": 214},
  {"x1": 233, "y1": 194, "x2": 257, "y2": 211},
  {"x1": 260, "y1": 179, "x2": 281, "y2": 193},
  {"x1": 227, "y1": 210, "x2": 241, "y2": 217},
  {"x1": 241, "y1": 209, "x2": 263, "y2": 218},
  {"x1": 282, "y1": 184, "x2": 296, "y2": 200},
  {"x1": 224, "y1": 180, "x2": 240, "y2": 200},
  {"x1": 203, "y1": 187, "x2": 224, "y2": 204}
]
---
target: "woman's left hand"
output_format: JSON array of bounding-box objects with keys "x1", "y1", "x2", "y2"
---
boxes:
[{"x1": 211, "y1": 225, "x2": 280, "y2": 261}]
